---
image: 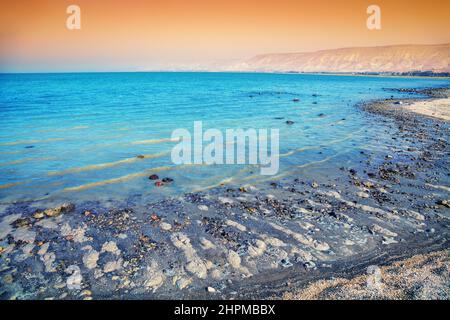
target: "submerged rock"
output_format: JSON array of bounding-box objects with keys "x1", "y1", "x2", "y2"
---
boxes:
[
  {"x1": 160, "y1": 222, "x2": 172, "y2": 231},
  {"x1": 103, "y1": 259, "x2": 123, "y2": 273},
  {"x1": 66, "y1": 265, "x2": 83, "y2": 290},
  {"x1": 144, "y1": 261, "x2": 165, "y2": 292},
  {"x1": 227, "y1": 250, "x2": 242, "y2": 269},
  {"x1": 101, "y1": 241, "x2": 121, "y2": 255},
  {"x1": 83, "y1": 249, "x2": 100, "y2": 269}
]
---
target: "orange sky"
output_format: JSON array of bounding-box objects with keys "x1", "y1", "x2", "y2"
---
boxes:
[{"x1": 1, "y1": 0, "x2": 449, "y2": 72}]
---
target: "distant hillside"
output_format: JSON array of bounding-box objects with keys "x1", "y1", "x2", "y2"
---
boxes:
[{"x1": 228, "y1": 44, "x2": 450, "y2": 74}]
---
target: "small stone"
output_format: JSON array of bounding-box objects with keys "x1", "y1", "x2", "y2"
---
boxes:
[
  {"x1": 311, "y1": 182, "x2": 319, "y2": 188},
  {"x1": 436, "y1": 200, "x2": 450, "y2": 208},
  {"x1": 357, "y1": 192, "x2": 370, "y2": 199},
  {"x1": 3, "y1": 274, "x2": 13, "y2": 284},
  {"x1": 227, "y1": 250, "x2": 241, "y2": 269},
  {"x1": 218, "y1": 197, "x2": 234, "y2": 205},
  {"x1": 13, "y1": 218, "x2": 31, "y2": 228},
  {"x1": 66, "y1": 265, "x2": 83, "y2": 290},
  {"x1": 280, "y1": 258, "x2": 293, "y2": 268},
  {"x1": 83, "y1": 250, "x2": 99, "y2": 269},
  {"x1": 207, "y1": 287, "x2": 216, "y2": 293},
  {"x1": 103, "y1": 259, "x2": 122, "y2": 273},
  {"x1": 33, "y1": 211, "x2": 45, "y2": 219},
  {"x1": 160, "y1": 222, "x2": 172, "y2": 231},
  {"x1": 200, "y1": 237, "x2": 216, "y2": 250},
  {"x1": 363, "y1": 181, "x2": 375, "y2": 188},
  {"x1": 80, "y1": 290, "x2": 92, "y2": 297},
  {"x1": 144, "y1": 273, "x2": 165, "y2": 291},
  {"x1": 198, "y1": 205, "x2": 209, "y2": 211},
  {"x1": 44, "y1": 203, "x2": 75, "y2": 217},
  {"x1": 101, "y1": 241, "x2": 120, "y2": 255},
  {"x1": 176, "y1": 277, "x2": 192, "y2": 290}
]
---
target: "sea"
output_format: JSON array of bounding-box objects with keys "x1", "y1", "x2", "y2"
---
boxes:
[{"x1": 0, "y1": 72, "x2": 449, "y2": 207}]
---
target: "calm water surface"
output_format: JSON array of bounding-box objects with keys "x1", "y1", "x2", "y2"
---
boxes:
[{"x1": 0, "y1": 72, "x2": 449, "y2": 205}]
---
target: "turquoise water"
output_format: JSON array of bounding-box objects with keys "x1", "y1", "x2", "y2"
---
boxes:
[{"x1": 0, "y1": 72, "x2": 449, "y2": 205}]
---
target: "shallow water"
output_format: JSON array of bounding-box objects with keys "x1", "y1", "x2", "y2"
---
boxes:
[{"x1": 0, "y1": 72, "x2": 449, "y2": 205}]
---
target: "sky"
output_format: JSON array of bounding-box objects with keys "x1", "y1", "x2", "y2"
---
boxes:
[{"x1": 1, "y1": 0, "x2": 449, "y2": 72}]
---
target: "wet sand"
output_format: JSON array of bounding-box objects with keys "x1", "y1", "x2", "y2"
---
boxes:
[{"x1": 0, "y1": 86, "x2": 449, "y2": 300}]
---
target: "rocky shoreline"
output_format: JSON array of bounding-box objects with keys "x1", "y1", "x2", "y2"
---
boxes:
[{"x1": 0, "y1": 86, "x2": 449, "y2": 300}]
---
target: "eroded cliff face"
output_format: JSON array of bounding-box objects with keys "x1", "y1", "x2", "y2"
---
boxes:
[{"x1": 230, "y1": 44, "x2": 450, "y2": 73}]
